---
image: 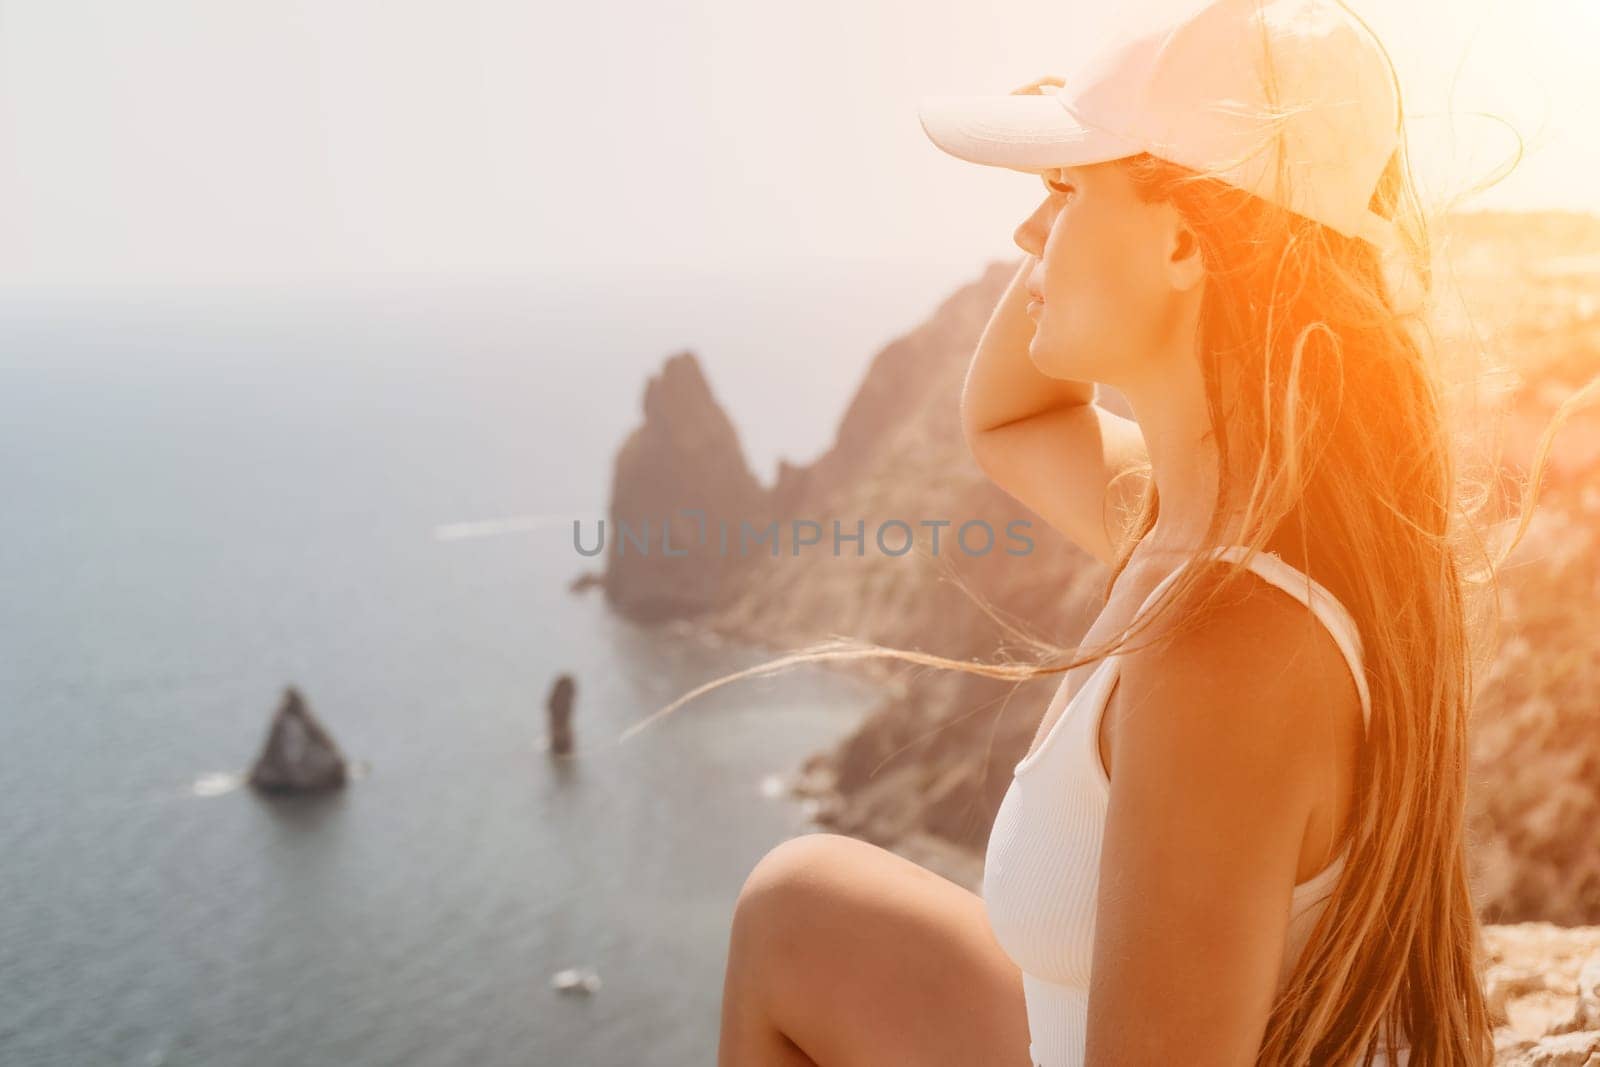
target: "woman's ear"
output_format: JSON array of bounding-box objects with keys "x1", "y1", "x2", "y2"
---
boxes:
[{"x1": 1165, "y1": 214, "x2": 1205, "y2": 292}]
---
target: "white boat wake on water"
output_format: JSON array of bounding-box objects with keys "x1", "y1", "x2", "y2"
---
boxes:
[{"x1": 191, "y1": 771, "x2": 245, "y2": 798}]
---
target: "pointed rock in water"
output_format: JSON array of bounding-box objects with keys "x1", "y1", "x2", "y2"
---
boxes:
[
  {"x1": 248, "y1": 686, "x2": 349, "y2": 794},
  {"x1": 547, "y1": 674, "x2": 576, "y2": 756}
]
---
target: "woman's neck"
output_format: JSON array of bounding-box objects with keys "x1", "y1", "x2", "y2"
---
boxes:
[{"x1": 1122, "y1": 363, "x2": 1246, "y2": 556}]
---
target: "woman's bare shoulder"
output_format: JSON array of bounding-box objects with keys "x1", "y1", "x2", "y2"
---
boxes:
[{"x1": 1108, "y1": 561, "x2": 1360, "y2": 800}]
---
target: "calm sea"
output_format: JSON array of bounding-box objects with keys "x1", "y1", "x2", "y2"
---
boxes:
[{"x1": 0, "y1": 263, "x2": 975, "y2": 1066}]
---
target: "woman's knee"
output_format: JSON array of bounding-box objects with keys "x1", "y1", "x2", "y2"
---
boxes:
[
  {"x1": 726, "y1": 831, "x2": 1031, "y2": 1064},
  {"x1": 727, "y1": 833, "x2": 871, "y2": 1020},
  {"x1": 731, "y1": 833, "x2": 869, "y2": 965},
  {"x1": 745, "y1": 830, "x2": 861, "y2": 890},
  {"x1": 735, "y1": 833, "x2": 856, "y2": 929}
]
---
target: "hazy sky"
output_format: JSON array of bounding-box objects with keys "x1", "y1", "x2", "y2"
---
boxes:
[{"x1": 1, "y1": 0, "x2": 1596, "y2": 291}]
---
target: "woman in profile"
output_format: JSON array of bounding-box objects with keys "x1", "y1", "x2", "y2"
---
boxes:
[{"x1": 669, "y1": 1, "x2": 1585, "y2": 1063}]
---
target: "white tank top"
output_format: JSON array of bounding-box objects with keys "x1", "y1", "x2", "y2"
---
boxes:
[{"x1": 982, "y1": 545, "x2": 1411, "y2": 1066}]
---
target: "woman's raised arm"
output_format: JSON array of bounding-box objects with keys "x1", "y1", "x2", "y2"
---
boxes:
[{"x1": 961, "y1": 254, "x2": 1150, "y2": 565}]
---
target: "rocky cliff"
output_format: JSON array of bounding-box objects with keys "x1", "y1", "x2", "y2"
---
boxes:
[{"x1": 603, "y1": 351, "x2": 771, "y2": 621}]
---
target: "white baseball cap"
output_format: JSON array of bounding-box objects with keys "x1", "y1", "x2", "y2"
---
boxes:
[{"x1": 917, "y1": 0, "x2": 1401, "y2": 249}]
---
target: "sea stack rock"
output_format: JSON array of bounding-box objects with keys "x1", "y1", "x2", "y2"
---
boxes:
[
  {"x1": 248, "y1": 686, "x2": 349, "y2": 794},
  {"x1": 547, "y1": 674, "x2": 576, "y2": 755},
  {"x1": 603, "y1": 351, "x2": 771, "y2": 621}
]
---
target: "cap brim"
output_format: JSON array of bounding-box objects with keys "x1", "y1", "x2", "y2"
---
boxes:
[{"x1": 917, "y1": 92, "x2": 1144, "y2": 173}]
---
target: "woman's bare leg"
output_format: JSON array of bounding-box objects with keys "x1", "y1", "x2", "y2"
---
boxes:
[{"x1": 719, "y1": 832, "x2": 1033, "y2": 1067}]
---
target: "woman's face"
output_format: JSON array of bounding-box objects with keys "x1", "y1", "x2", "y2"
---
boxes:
[{"x1": 1013, "y1": 162, "x2": 1200, "y2": 387}]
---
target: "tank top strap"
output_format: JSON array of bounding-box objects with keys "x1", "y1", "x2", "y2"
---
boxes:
[{"x1": 1126, "y1": 544, "x2": 1372, "y2": 736}]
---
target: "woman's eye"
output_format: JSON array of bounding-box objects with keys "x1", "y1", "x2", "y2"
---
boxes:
[{"x1": 1046, "y1": 176, "x2": 1075, "y2": 197}]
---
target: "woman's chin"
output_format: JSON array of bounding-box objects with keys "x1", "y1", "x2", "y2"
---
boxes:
[
  {"x1": 1027, "y1": 337, "x2": 1083, "y2": 381},
  {"x1": 1025, "y1": 340, "x2": 1052, "y2": 368}
]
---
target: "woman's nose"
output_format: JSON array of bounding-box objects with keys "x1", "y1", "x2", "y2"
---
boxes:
[{"x1": 1013, "y1": 196, "x2": 1051, "y2": 258}]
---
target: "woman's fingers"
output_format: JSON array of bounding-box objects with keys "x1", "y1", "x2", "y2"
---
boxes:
[{"x1": 1010, "y1": 74, "x2": 1065, "y2": 96}]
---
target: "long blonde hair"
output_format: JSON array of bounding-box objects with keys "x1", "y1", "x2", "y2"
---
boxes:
[{"x1": 624, "y1": 49, "x2": 1600, "y2": 1067}]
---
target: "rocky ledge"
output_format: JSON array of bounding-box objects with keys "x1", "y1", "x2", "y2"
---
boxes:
[{"x1": 1485, "y1": 923, "x2": 1600, "y2": 1065}]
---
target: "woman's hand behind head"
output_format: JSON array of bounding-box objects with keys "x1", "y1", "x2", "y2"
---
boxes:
[{"x1": 1009, "y1": 75, "x2": 1064, "y2": 96}]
